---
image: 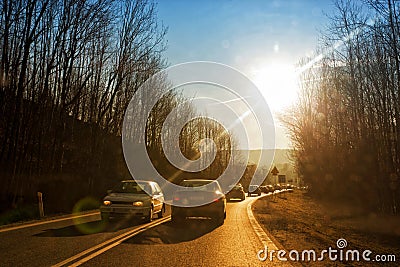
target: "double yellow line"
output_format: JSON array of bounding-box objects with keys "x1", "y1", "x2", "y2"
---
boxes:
[{"x1": 52, "y1": 216, "x2": 171, "y2": 267}]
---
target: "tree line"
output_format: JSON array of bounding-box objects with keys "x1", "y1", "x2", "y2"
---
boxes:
[
  {"x1": 0, "y1": 0, "x2": 235, "y2": 216},
  {"x1": 0, "y1": 0, "x2": 168, "y2": 212},
  {"x1": 283, "y1": 0, "x2": 400, "y2": 214}
]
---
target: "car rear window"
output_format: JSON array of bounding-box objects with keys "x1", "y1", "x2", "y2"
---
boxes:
[{"x1": 180, "y1": 180, "x2": 220, "y2": 191}]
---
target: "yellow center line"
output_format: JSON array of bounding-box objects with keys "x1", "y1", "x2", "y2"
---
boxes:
[{"x1": 52, "y1": 216, "x2": 171, "y2": 267}]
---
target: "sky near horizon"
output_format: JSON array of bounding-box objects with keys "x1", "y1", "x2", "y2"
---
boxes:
[{"x1": 156, "y1": 0, "x2": 337, "y2": 149}]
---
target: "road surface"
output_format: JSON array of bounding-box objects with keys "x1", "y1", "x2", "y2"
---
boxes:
[{"x1": 0, "y1": 195, "x2": 283, "y2": 266}]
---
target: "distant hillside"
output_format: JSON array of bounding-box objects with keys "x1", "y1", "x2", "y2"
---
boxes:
[
  {"x1": 237, "y1": 149, "x2": 294, "y2": 166},
  {"x1": 234, "y1": 149, "x2": 297, "y2": 185}
]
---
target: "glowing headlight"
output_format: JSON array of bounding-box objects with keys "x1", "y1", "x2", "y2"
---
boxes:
[
  {"x1": 133, "y1": 201, "x2": 143, "y2": 207},
  {"x1": 103, "y1": 200, "x2": 111, "y2": 206}
]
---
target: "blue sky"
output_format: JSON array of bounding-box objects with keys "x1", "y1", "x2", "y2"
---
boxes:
[
  {"x1": 157, "y1": 0, "x2": 335, "y2": 67},
  {"x1": 156, "y1": 0, "x2": 337, "y2": 148}
]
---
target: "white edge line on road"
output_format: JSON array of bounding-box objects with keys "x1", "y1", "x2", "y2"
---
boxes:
[
  {"x1": 52, "y1": 216, "x2": 171, "y2": 267},
  {"x1": 247, "y1": 195, "x2": 279, "y2": 250},
  {"x1": 0, "y1": 212, "x2": 100, "y2": 233},
  {"x1": 247, "y1": 192, "x2": 294, "y2": 266}
]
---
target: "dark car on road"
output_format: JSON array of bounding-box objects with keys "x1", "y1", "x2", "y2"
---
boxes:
[
  {"x1": 273, "y1": 184, "x2": 282, "y2": 191},
  {"x1": 247, "y1": 185, "x2": 261, "y2": 196},
  {"x1": 171, "y1": 179, "x2": 226, "y2": 225},
  {"x1": 100, "y1": 180, "x2": 165, "y2": 223},
  {"x1": 266, "y1": 185, "x2": 275, "y2": 193},
  {"x1": 226, "y1": 183, "x2": 246, "y2": 201},
  {"x1": 260, "y1": 185, "x2": 269, "y2": 193},
  {"x1": 261, "y1": 185, "x2": 275, "y2": 193}
]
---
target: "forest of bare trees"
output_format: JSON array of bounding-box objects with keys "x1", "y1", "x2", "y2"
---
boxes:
[
  {"x1": 283, "y1": 0, "x2": 400, "y2": 214},
  {"x1": 0, "y1": 0, "x2": 235, "y2": 218},
  {"x1": 0, "y1": 0, "x2": 168, "y2": 214}
]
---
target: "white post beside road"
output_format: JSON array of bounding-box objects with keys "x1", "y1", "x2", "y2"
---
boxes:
[{"x1": 37, "y1": 192, "x2": 44, "y2": 218}]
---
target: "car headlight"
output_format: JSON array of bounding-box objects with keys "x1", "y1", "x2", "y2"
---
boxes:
[
  {"x1": 103, "y1": 200, "x2": 111, "y2": 206},
  {"x1": 133, "y1": 201, "x2": 143, "y2": 207}
]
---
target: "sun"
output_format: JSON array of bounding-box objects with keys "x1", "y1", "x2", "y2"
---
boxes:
[{"x1": 249, "y1": 62, "x2": 299, "y2": 113}]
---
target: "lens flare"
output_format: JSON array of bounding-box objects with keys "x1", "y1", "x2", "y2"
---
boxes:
[{"x1": 122, "y1": 61, "x2": 275, "y2": 207}]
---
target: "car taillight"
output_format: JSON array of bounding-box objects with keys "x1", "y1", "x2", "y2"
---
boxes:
[
  {"x1": 214, "y1": 191, "x2": 224, "y2": 202},
  {"x1": 173, "y1": 196, "x2": 180, "y2": 201}
]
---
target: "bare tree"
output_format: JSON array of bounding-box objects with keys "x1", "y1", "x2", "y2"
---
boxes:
[{"x1": 283, "y1": 0, "x2": 399, "y2": 214}]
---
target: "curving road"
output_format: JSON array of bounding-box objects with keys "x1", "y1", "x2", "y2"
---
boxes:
[{"x1": 0, "y1": 196, "x2": 282, "y2": 267}]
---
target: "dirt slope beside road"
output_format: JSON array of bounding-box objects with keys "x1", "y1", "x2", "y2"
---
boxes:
[{"x1": 253, "y1": 190, "x2": 400, "y2": 266}]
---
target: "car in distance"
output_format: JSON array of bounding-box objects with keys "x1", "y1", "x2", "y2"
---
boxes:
[
  {"x1": 260, "y1": 185, "x2": 268, "y2": 193},
  {"x1": 248, "y1": 185, "x2": 261, "y2": 196},
  {"x1": 100, "y1": 180, "x2": 165, "y2": 223},
  {"x1": 171, "y1": 179, "x2": 226, "y2": 225},
  {"x1": 226, "y1": 183, "x2": 245, "y2": 201},
  {"x1": 266, "y1": 185, "x2": 275, "y2": 193},
  {"x1": 274, "y1": 184, "x2": 282, "y2": 191}
]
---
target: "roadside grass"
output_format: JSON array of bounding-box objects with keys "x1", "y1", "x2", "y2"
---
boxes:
[
  {"x1": 253, "y1": 190, "x2": 400, "y2": 266},
  {"x1": 0, "y1": 196, "x2": 100, "y2": 227},
  {"x1": 0, "y1": 204, "x2": 40, "y2": 226}
]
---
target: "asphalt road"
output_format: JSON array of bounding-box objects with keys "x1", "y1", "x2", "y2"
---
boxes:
[{"x1": 0, "y1": 196, "x2": 280, "y2": 267}]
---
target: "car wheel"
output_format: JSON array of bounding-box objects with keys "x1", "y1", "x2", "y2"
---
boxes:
[
  {"x1": 101, "y1": 213, "x2": 109, "y2": 222},
  {"x1": 214, "y1": 213, "x2": 225, "y2": 226},
  {"x1": 145, "y1": 207, "x2": 153, "y2": 223},
  {"x1": 157, "y1": 204, "x2": 165, "y2": 219}
]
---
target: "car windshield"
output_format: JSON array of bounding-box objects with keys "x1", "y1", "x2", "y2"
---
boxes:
[
  {"x1": 180, "y1": 180, "x2": 220, "y2": 191},
  {"x1": 111, "y1": 181, "x2": 148, "y2": 194}
]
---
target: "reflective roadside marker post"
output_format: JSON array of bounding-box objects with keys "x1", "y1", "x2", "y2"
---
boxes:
[{"x1": 37, "y1": 192, "x2": 44, "y2": 218}]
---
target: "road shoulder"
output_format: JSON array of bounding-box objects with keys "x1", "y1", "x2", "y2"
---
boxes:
[{"x1": 252, "y1": 190, "x2": 400, "y2": 266}]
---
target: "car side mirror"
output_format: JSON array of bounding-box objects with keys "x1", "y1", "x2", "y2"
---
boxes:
[{"x1": 107, "y1": 190, "x2": 112, "y2": 195}]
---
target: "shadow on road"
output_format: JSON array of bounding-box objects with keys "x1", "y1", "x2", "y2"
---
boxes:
[
  {"x1": 227, "y1": 199, "x2": 245, "y2": 203},
  {"x1": 34, "y1": 219, "x2": 144, "y2": 237},
  {"x1": 125, "y1": 219, "x2": 219, "y2": 245}
]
